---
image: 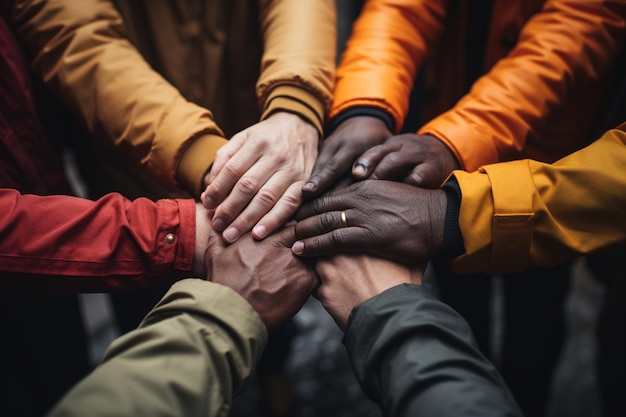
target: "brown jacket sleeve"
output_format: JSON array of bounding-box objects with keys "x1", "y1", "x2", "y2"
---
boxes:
[
  {"x1": 450, "y1": 122, "x2": 626, "y2": 274},
  {"x1": 10, "y1": 0, "x2": 227, "y2": 194},
  {"x1": 257, "y1": 0, "x2": 336, "y2": 135}
]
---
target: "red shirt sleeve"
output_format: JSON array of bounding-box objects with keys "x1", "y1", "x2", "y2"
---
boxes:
[{"x1": 0, "y1": 189, "x2": 196, "y2": 300}]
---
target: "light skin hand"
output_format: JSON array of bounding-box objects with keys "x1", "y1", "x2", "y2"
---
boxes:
[
  {"x1": 354, "y1": 133, "x2": 461, "y2": 188},
  {"x1": 292, "y1": 180, "x2": 447, "y2": 264},
  {"x1": 200, "y1": 112, "x2": 318, "y2": 243},
  {"x1": 315, "y1": 254, "x2": 424, "y2": 330},
  {"x1": 302, "y1": 116, "x2": 392, "y2": 197},
  {"x1": 204, "y1": 225, "x2": 320, "y2": 331}
]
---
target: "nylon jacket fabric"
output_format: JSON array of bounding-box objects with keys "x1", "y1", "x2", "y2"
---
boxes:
[
  {"x1": 0, "y1": 189, "x2": 196, "y2": 300},
  {"x1": 331, "y1": 0, "x2": 626, "y2": 169},
  {"x1": 345, "y1": 284, "x2": 523, "y2": 417},
  {"x1": 47, "y1": 279, "x2": 268, "y2": 417},
  {"x1": 8, "y1": 0, "x2": 336, "y2": 195},
  {"x1": 450, "y1": 122, "x2": 626, "y2": 274}
]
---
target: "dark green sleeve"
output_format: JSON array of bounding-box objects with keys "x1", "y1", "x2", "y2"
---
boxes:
[
  {"x1": 345, "y1": 284, "x2": 523, "y2": 417},
  {"x1": 47, "y1": 279, "x2": 267, "y2": 417}
]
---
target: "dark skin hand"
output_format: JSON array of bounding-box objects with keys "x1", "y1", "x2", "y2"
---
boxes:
[
  {"x1": 292, "y1": 180, "x2": 447, "y2": 264},
  {"x1": 302, "y1": 116, "x2": 392, "y2": 197},
  {"x1": 354, "y1": 133, "x2": 461, "y2": 188},
  {"x1": 205, "y1": 226, "x2": 320, "y2": 331}
]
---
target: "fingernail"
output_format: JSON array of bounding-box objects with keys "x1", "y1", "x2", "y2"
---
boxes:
[
  {"x1": 204, "y1": 196, "x2": 216, "y2": 209},
  {"x1": 253, "y1": 225, "x2": 267, "y2": 239},
  {"x1": 292, "y1": 241, "x2": 304, "y2": 255},
  {"x1": 302, "y1": 182, "x2": 315, "y2": 192},
  {"x1": 213, "y1": 218, "x2": 226, "y2": 232},
  {"x1": 353, "y1": 162, "x2": 367, "y2": 177},
  {"x1": 223, "y1": 227, "x2": 240, "y2": 243}
]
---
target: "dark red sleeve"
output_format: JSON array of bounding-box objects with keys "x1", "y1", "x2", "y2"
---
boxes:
[{"x1": 0, "y1": 189, "x2": 196, "y2": 300}]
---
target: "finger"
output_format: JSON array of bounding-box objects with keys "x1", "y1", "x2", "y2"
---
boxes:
[
  {"x1": 294, "y1": 209, "x2": 351, "y2": 241},
  {"x1": 210, "y1": 159, "x2": 277, "y2": 238},
  {"x1": 368, "y1": 152, "x2": 414, "y2": 181},
  {"x1": 252, "y1": 181, "x2": 304, "y2": 240},
  {"x1": 291, "y1": 228, "x2": 363, "y2": 258},
  {"x1": 303, "y1": 146, "x2": 358, "y2": 197},
  {"x1": 294, "y1": 187, "x2": 353, "y2": 221},
  {"x1": 206, "y1": 135, "x2": 245, "y2": 185},
  {"x1": 216, "y1": 170, "x2": 294, "y2": 243},
  {"x1": 202, "y1": 143, "x2": 263, "y2": 210},
  {"x1": 405, "y1": 162, "x2": 445, "y2": 188},
  {"x1": 352, "y1": 144, "x2": 391, "y2": 179}
]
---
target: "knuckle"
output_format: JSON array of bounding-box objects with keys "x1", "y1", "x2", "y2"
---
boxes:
[
  {"x1": 235, "y1": 176, "x2": 259, "y2": 196},
  {"x1": 317, "y1": 212, "x2": 337, "y2": 232},
  {"x1": 256, "y1": 187, "x2": 279, "y2": 207},
  {"x1": 278, "y1": 191, "x2": 301, "y2": 211},
  {"x1": 223, "y1": 160, "x2": 243, "y2": 178},
  {"x1": 330, "y1": 228, "x2": 349, "y2": 247}
]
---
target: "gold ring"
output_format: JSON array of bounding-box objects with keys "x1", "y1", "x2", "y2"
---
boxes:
[{"x1": 340, "y1": 210, "x2": 347, "y2": 227}]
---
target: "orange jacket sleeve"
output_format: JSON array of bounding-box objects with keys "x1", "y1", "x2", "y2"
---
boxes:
[
  {"x1": 420, "y1": 0, "x2": 626, "y2": 170},
  {"x1": 330, "y1": 0, "x2": 447, "y2": 132},
  {"x1": 449, "y1": 122, "x2": 626, "y2": 274}
]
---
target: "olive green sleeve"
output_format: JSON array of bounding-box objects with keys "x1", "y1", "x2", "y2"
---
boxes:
[{"x1": 47, "y1": 279, "x2": 267, "y2": 417}]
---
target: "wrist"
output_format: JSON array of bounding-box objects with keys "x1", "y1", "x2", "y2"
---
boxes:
[
  {"x1": 329, "y1": 107, "x2": 395, "y2": 134},
  {"x1": 192, "y1": 203, "x2": 212, "y2": 278}
]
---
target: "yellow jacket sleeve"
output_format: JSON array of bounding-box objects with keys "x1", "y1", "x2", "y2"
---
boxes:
[
  {"x1": 10, "y1": 0, "x2": 228, "y2": 194},
  {"x1": 451, "y1": 123, "x2": 626, "y2": 274},
  {"x1": 257, "y1": 0, "x2": 336, "y2": 135},
  {"x1": 47, "y1": 279, "x2": 267, "y2": 417}
]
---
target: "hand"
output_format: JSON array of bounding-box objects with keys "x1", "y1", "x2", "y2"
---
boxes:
[
  {"x1": 302, "y1": 116, "x2": 392, "y2": 197},
  {"x1": 315, "y1": 254, "x2": 424, "y2": 330},
  {"x1": 292, "y1": 180, "x2": 447, "y2": 264},
  {"x1": 354, "y1": 133, "x2": 460, "y2": 188},
  {"x1": 201, "y1": 112, "x2": 318, "y2": 243},
  {"x1": 205, "y1": 225, "x2": 320, "y2": 331}
]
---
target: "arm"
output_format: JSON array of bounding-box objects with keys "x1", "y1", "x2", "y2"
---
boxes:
[
  {"x1": 200, "y1": 0, "x2": 336, "y2": 242},
  {"x1": 314, "y1": 255, "x2": 522, "y2": 417},
  {"x1": 420, "y1": 0, "x2": 626, "y2": 171},
  {"x1": 347, "y1": 284, "x2": 522, "y2": 417},
  {"x1": 450, "y1": 123, "x2": 626, "y2": 273},
  {"x1": 302, "y1": 0, "x2": 448, "y2": 195},
  {"x1": 0, "y1": 189, "x2": 211, "y2": 299},
  {"x1": 10, "y1": 0, "x2": 227, "y2": 194},
  {"x1": 47, "y1": 279, "x2": 268, "y2": 417}
]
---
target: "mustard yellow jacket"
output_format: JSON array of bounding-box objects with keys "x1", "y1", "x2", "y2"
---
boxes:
[
  {"x1": 332, "y1": 0, "x2": 626, "y2": 168},
  {"x1": 9, "y1": 0, "x2": 336, "y2": 194},
  {"x1": 451, "y1": 122, "x2": 626, "y2": 274}
]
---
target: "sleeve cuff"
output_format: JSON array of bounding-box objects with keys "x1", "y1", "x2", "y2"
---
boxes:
[
  {"x1": 329, "y1": 107, "x2": 395, "y2": 134},
  {"x1": 441, "y1": 177, "x2": 465, "y2": 259},
  {"x1": 261, "y1": 85, "x2": 325, "y2": 136},
  {"x1": 177, "y1": 133, "x2": 229, "y2": 196}
]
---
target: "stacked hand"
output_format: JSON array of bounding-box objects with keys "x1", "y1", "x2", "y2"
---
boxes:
[
  {"x1": 201, "y1": 112, "x2": 318, "y2": 243},
  {"x1": 315, "y1": 254, "x2": 424, "y2": 330},
  {"x1": 292, "y1": 180, "x2": 447, "y2": 264},
  {"x1": 302, "y1": 116, "x2": 393, "y2": 196},
  {"x1": 205, "y1": 224, "x2": 319, "y2": 331}
]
